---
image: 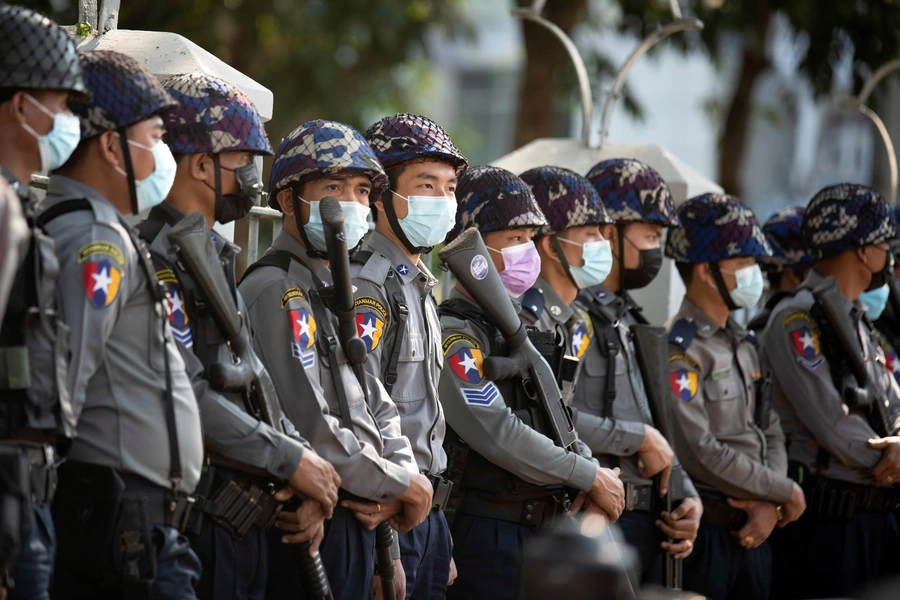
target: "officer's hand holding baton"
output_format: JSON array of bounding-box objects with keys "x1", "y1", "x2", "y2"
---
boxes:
[
  {"x1": 636, "y1": 425, "x2": 674, "y2": 494},
  {"x1": 655, "y1": 496, "x2": 702, "y2": 559},
  {"x1": 342, "y1": 472, "x2": 433, "y2": 533},
  {"x1": 287, "y1": 451, "x2": 341, "y2": 518},
  {"x1": 272, "y1": 491, "x2": 327, "y2": 554}
]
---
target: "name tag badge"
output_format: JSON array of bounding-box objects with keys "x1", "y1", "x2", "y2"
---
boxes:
[{"x1": 711, "y1": 367, "x2": 731, "y2": 380}]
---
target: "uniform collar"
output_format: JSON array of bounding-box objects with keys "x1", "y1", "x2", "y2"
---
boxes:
[
  {"x1": 534, "y1": 275, "x2": 574, "y2": 324},
  {"x1": 679, "y1": 295, "x2": 749, "y2": 341},
  {"x1": 367, "y1": 231, "x2": 436, "y2": 288},
  {"x1": 46, "y1": 174, "x2": 110, "y2": 204},
  {"x1": 0, "y1": 165, "x2": 28, "y2": 201},
  {"x1": 270, "y1": 228, "x2": 332, "y2": 282},
  {"x1": 148, "y1": 201, "x2": 233, "y2": 257}
]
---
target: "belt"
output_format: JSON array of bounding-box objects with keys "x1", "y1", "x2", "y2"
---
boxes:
[
  {"x1": 426, "y1": 474, "x2": 453, "y2": 511},
  {"x1": 699, "y1": 492, "x2": 747, "y2": 531},
  {"x1": 191, "y1": 467, "x2": 281, "y2": 539},
  {"x1": 457, "y1": 492, "x2": 567, "y2": 529},
  {"x1": 119, "y1": 474, "x2": 195, "y2": 532},
  {"x1": 806, "y1": 477, "x2": 900, "y2": 518},
  {"x1": 0, "y1": 441, "x2": 56, "y2": 505},
  {"x1": 623, "y1": 483, "x2": 662, "y2": 513}
]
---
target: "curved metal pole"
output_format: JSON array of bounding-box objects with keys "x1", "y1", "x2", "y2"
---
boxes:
[
  {"x1": 858, "y1": 58, "x2": 900, "y2": 107},
  {"x1": 859, "y1": 105, "x2": 898, "y2": 204},
  {"x1": 512, "y1": 7, "x2": 594, "y2": 146},
  {"x1": 597, "y1": 18, "x2": 703, "y2": 149}
]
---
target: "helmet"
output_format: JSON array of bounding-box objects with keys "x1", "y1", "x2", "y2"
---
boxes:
[
  {"x1": 161, "y1": 73, "x2": 272, "y2": 156},
  {"x1": 519, "y1": 165, "x2": 613, "y2": 237},
  {"x1": 0, "y1": 4, "x2": 89, "y2": 102},
  {"x1": 450, "y1": 165, "x2": 546, "y2": 242},
  {"x1": 665, "y1": 193, "x2": 771, "y2": 263},
  {"x1": 585, "y1": 158, "x2": 677, "y2": 226},
  {"x1": 364, "y1": 113, "x2": 467, "y2": 176},
  {"x1": 268, "y1": 119, "x2": 387, "y2": 209},
  {"x1": 73, "y1": 51, "x2": 176, "y2": 139},
  {"x1": 803, "y1": 183, "x2": 896, "y2": 257},
  {"x1": 758, "y1": 206, "x2": 814, "y2": 273}
]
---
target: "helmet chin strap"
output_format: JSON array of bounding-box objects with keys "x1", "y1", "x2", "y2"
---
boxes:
[
  {"x1": 550, "y1": 234, "x2": 580, "y2": 290},
  {"x1": 290, "y1": 187, "x2": 326, "y2": 259},
  {"x1": 382, "y1": 191, "x2": 429, "y2": 255},
  {"x1": 709, "y1": 261, "x2": 739, "y2": 311},
  {"x1": 118, "y1": 128, "x2": 139, "y2": 215}
]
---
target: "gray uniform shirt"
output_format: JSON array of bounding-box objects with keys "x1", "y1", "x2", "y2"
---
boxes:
[
  {"x1": 667, "y1": 296, "x2": 793, "y2": 504},
  {"x1": 140, "y1": 203, "x2": 307, "y2": 482},
  {"x1": 240, "y1": 230, "x2": 414, "y2": 502},
  {"x1": 573, "y1": 286, "x2": 697, "y2": 497},
  {"x1": 760, "y1": 270, "x2": 900, "y2": 485},
  {"x1": 438, "y1": 290, "x2": 598, "y2": 492},
  {"x1": 351, "y1": 232, "x2": 446, "y2": 476},
  {"x1": 41, "y1": 176, "x2": 203, "y2": 493}
]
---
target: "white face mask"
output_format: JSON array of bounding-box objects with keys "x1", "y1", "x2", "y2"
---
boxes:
[
  {"x1": 114, "y1": 138, "x2": 177, "y2": 214},
  {"x1": 391, "y1": 191, "x2": 456, "y2": 248},
  {"x1": 18, "y1": 93, "x2": 81, "y2": 174},
  {"x1": 717, "y1": 264, "x2": 765, "y2": 309}
]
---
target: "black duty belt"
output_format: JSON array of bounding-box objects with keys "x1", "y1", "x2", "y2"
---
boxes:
[
  {"x1": 805, "y1": 476, "x2": 900, "y2": 519},
  {"x1": 623, "y1": 483, "x2": 662, "y2": 514},
  {"x1": 0, "y1": 441, "x2": 56, "y2": 505},
  {"x1": 426, "y1": 474, "x2": 453, "y2": 510},
  {"x1": 699, "y1": 492, "x2": 747, "y2": 531},
  {"x1": 190, "y1": 467, "x2": 281, "y2": 539},
  {"x1": 118, "y1": 473, "x2": 195, "y2": 532},
  {"x1": 456, "y1": 492, "x2": 567, "y2": 529}
]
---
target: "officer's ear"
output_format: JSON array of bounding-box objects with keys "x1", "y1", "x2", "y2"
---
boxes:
[
  {"x1": 536, "y1": 235, "x2": 556, "y2": 260},
  {"x1": 188, "y1": 153, "x2": 211, "y2": 183},
  {"x1": 601, "y1": 224, "x2": 617, "y2": 244},
  {"x1": 696, "y1": 262, "x2": 714, "y2": 286},
  {"x1": 6, "y1": 91, "x2": 28, "y2": 124},
  {"x1": 277, "y1": 187, "x2": 294, "y2": 217},
  {"x1": 97, "y1": 130, "x2": 122, "y2": 170}
]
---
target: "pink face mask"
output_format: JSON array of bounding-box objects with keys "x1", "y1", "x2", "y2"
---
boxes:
[{"x1": 487, "y1": 241, "x2": 541, "y2": 297}]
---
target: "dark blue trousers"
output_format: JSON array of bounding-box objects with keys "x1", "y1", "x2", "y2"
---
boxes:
[
  {"x1": 8, "y1": 503, "x2": 54, "y2": 600},
  {"x1": 445, "y1": 514, "x2": 533, "y2": 600},
  {"x1": 265, "y1": 506, "x2": 374, "y2": 600},
  {"x1": 770, "y1": 508, "x2": 900, "y2": 599},
  {"x1": 681, "y1": 522, "x2": 771, "y2": 600},
  {"x1": 616, "y1": 510, "x2": 665, "y2": 586},
  {"x1": 398, "y1": 508, "x2": 452, "y2": 600},
  {"x1": 190, "y1": 519, "x2": 267, "y2": 600}
]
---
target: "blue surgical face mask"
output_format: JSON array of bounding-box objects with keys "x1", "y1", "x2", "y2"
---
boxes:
[
  {"x1": 115, "y1": 139, "x2": 177, "y2": 214},
  {"x1": 298, "y1": 197, "x2": 371, "y2": 251},
  {"x1": 393, "y1": 192, "x2": 456, "y2": 249},
  {"x1": 19, "y1": 93, "x2": 81, "y2": 173},
  {"x1": 719, "y1": 264, "x2": 765, "y2": 309},
  {"x1": 558, "y1": 237, "x2": 613, "y2": 289},
  {"x1": 860, "y1": 284, "x2": 890, "y2": 320}
]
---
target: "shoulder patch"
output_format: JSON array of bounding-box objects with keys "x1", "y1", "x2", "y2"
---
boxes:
[
  {"x1": 448, "y1": 347, "x2": 485, "y2": 384},
  {"x1": 668, "y1": 318, "x2": 697, "y2": 350},
  {"x1": 783, "y1": 310, "x2": 817, "y2": 329},
  {"x1": 668, "y1": 351, "x2": 700, "y2": 370},
  {"x1": 79, "y1": 241, "x2": 125, "y2": 309},
  {"x1": 156, "y1": 271, "x2": 192, "y2": 347},
  {"x1": 356, "y1": 252, "x2": 392, "y2": 286},
  {"x1": 442, "y1": 333, "x2": 480, "y2": 355},
  {"x1": 355, "y1": 296, "x2": 389, "y2": 322},
  {"x1": 787, "y1": 319, "x2": 822, "y2": 369},
  {"x1": 670, "y1": 369, "x2": 699, "y2": 402},
  {"x1": 461, "y1": 382, "x2": 500, "y2": 407},
  {"x1": 571, "y1": 313, "x2": 592, "y2": 359},
  {"x1": 281, "y1": 287, "x2": 306, "y2": 309},
  {"x1": 355, "y1": 312, "x2": 385, "y2": 353},
  {"x1": 521, "y1": 288, "x2": 545, "y2": 320},
  {"x1": 289, "y1": 308, "x2": 317, "y2": 369},
  {"x1": 878, "y1": 338, "x2": 900, "y2": 386}
]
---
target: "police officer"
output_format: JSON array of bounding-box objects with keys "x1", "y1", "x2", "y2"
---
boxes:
[
  {"x1": 0, "y1": 6, "x2": 87, "y2": 598},
  {"x1": 574, "y1": 158, "x2": 702, "y2": 584},
  {"x1": 517, "y1": 166, "x2": 614, "y2": 361},
  {"x1": 665, "y1": 193, "x2": 806, "y2": 600},
  {"x1": 760, "y1": 184, "x2": 900, "y2": 599},
  {"x1": 353, "y1": 113, "x2": 468, "y2": 598},
  {"x1": 438, "y1": 165, "x2": 625, "y2": 600},
  {"x1": 872, "y1": 205, "x2": 900, "y2": 360},
  {"x1": 137, "y1": 74, "x2": 340, "y2": 600},
  {"x1": 39, "y1": 50, "x2": 206, "y2": 598},
  {"x1": 239, "y1": 119, "x2": 433, "y2": 600},
  {"x1": 0, "y1": 178, "x2": 27, "y2": 316}
]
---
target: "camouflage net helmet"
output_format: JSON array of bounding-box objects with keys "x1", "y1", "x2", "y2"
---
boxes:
[
  {"x1": 268, "y1": 119, "x2": 387, "y2": 209},
  {"x1": 0, "y1": 4, "x2": 89, "y2": 102},
  {"x1": 803, "y1": 183, "x2": 896, "y2": 257},
  {"x1": 519, "y1": 166, "x2": 613, "y2": 237},
  {"x1": 758, "y1": 206, "x2": 814, "y2": 273},
  {"x1": 73, "y1": 51, "x2": 176, "y2": 139},
  {"x1": 665, "y1": 193, "x2": 771, "y2": 263},
  {"x1": 890, "y1": 204, "x2": 900, "y2": 258},
  {"x1": 161, "y1": 73, "x2": 272, "y2": 156},
  {"x1": 585, "y1": 158, "x2": 678, "y2": 226},
  {"x1": 364, "y1": 113, "x2": 467, "y2": 176},
  {"x1": 449, "y1": 165, "x2": 547, "y2": 243}
]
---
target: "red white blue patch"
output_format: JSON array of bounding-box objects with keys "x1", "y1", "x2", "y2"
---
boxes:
[
  {"x1": 460, "y1": 382, "x2": 500, "y2": 407},
  {"x1": 396, "y1": 264, "x2": 410, "y2": 277},
  {"x1": 884, "y1": 348, "x2": 900, "y2": 386},
  {"x1": 82, "y1": 260, "x2": 122, "y2": 308},
  {"x1": 571, "y1": 324, "x2": 591, "y2": 358},
  {"x1": 449, "y1": 347, "x2": 484, "y2": 384},
  {"x1": 670, "y1": 369, "x2": 698, "y2": 401},
  {"x1": 163, "y1": 283, "x2": 192, "y2": 348},
  {"x1": 356, "y1": 313, "x2": 385, "y2": 353},
  {"x1": 790, "y1": 327, "x2": 823, "y2": 369},
  {"x1": 290, "y1": 308, "x2": 316, "y2": 368}
]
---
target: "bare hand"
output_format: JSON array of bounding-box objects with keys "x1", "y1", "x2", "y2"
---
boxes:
[
  {"x1": 728, "y1": 498, "x2": 778, "y2": 549},
  {"x1": 396, "y1": 473, "x2": 434, "y2": 531},
  {"x1": 637, "y1": 425, "x2": 675, "y2": 494},
  {"x1": 288, "y1": 451, "x2": 341, "y2": 518},
  {"x1": 373, "y1": 558, "x2": 406, "y2": 600},
  {"x1": 778, "y1": 482, "x2": 806, "y2": 527},
  {"x1": 868, "y1": 437, "x2": 900, "y2": 485},
  {"x1": 273, "y1": 496, "x2": 327, "y2": 552},
  {"x1": 341, "y1": 499, "x2": 403, "y2": 531},
  {"x1": 588, "y1": 467, "x2": 624, "y2": 522},
  {"x1": 448, "y1": 557, "x2": 457, "y2": 586},
  {"x1": 656, "y1": 496, "x2": 702, "y2": 559}
]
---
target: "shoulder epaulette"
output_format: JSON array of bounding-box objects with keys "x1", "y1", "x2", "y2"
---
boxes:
[
  {"x1": 521, "y1": 288, "x2": 545, "y2": 321},
  {"x1": 352, "y1": 249, "x2": 392, "y2": 286},
  {"x1": 745, "y1": 331, "x2": 759, "y2": 347},
  {"x1": 668, "y1": 318, "x2": 698, "y2": 350}
]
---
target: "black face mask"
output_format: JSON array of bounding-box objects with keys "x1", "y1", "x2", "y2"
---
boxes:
[
  {"x1": 207, "y1": 154, "x2": 261, "y2": 224},
  {"x1": 618, "y1": 229, "x2": 663, "y2": 290},
  {"x1": 867, "y1": 251, "x2": 895, "y2": 291}
]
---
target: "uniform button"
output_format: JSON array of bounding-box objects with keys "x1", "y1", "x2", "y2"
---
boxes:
[
  {"x1": 526, "y1": 504, "x2": 534, "y2": 511},
  {"x1": 525, "y1": 514, "x2": 532, "y2": 522},
  {"x1": 431, "y1": 433, "x2": 436, "y2": 441}
]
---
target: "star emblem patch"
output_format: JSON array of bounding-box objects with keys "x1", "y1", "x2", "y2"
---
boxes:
[
  {"x1": 670, "y1": 369, "x2": 698, "y2": 401},
  {"x1": 448, "y1": 347, "x2": 484, "y2": 384},
  {"x1": 790, "y1": 326, "x2": 823, "y2": 369},
  {"x1": 82, "y1": 260, "x2": 122, "y2": 308},
  {"x1": 355, "y1": 313, "x2": 385, "y2": 352}
]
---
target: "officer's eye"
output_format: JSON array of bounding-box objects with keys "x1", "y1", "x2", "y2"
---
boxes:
[
  {"x1": 359, "y1": 188, "x2": 371, "y2": 197},
  {"x1": 327, "y1": 184, "x2": 340, "y2": 191}
]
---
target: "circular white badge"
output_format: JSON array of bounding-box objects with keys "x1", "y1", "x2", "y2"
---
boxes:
[{"x1": 470, "y1": 255, "x2": 489, "y2": 280}]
